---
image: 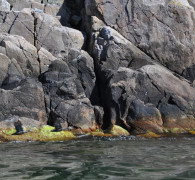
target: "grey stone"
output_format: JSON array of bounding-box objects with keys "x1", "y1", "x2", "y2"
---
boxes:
[
  {"x1": 85, "y1": 0, "x2": 195, "y2": 80},
  {"x1": 39, "y1": 49, "x2": 98, "y2": 130},
  {"x1": 0, "y1": 78, "x2": 47, "y2": 124},
  {"x1": 0, "y1": 0, "x2": 10, "y2": 11}
]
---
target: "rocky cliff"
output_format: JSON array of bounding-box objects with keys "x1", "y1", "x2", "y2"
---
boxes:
[{"x1": 0, "y1": 0, "x2": 194, "y2": 134}]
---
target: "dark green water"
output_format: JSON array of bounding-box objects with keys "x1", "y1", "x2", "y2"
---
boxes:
[{"x1": 0, "y1": 136, "x2": 195, "y2": 180}]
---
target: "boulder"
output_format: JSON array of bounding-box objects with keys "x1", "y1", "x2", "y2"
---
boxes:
[
  {"x1": 98, "y1": 64, "x2": 195, "y2": 134},
  {"x1": 0, "y1": 33, "x2": 59, "y2": 88},
  {"x1": 0, "y1": 9, "x2": 85, "y2": 59},
  {"x1": 93, "y1": 26, "x2": 154, "y2": 71}
]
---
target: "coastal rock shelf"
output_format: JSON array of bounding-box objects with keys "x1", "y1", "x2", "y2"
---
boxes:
[
  {"x1": 0, "y1": 125, "x2": 130, "y2": 142},
  {"x1": 0, "y1": 0, "x2": 194, "y2": 140}
]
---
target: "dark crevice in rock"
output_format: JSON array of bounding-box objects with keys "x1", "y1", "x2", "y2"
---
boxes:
[
  {"x1": 7, "y1": 12, "x2": 18, "y2": 34},
  {"x1": 125, "y1": 0, "x2": 130, "y2": 24},
  {"x1": 2, "y1": 12, "x2": 8, "y2": 23},
  {"x1": 145, "y1": 72, "x2": 163, "y2": 95},
  {"x1": 32, "y1": 12, "x2": 41, "y2": 74},
  {"x1": 31, "y1": 12, "x2": 48, "y2": 124}
]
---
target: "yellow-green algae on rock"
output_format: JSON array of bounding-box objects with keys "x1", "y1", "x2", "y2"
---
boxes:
[
  {"x1": 189, "y1": 131, "x2": 195, "y2": 135},
  {"x1": 137, "y1": 132, "x2": 162, "y2": 138},
  {"x1": 164, "y1": 128, "x2": 195, "y2": 134},
  {"x1": 88, "y1": 130, "x2": 113, "y2": 137},
  {"x1": 105, "y1": 125, "x2": 130, "y2": 136},
  {"x1": 0, "y1": 125, "x2": 75, "y2": 142}
]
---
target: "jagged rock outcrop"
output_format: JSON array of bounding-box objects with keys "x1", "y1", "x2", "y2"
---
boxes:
[
  {"x1": 39, "y1": 48, "x2": 98, "y2": 130},
  {"x1": 91, "y1": 23, "x2": 195, "y2": 133},
  {"x1": 85, "y1": 0, "x2": 195, "y2": 81},
  {"x1": 0, "y1": 0, "x2": 194, "y2": 134},
  {"x1": 0, "y1": 8, "x2": 85, "y2": 59}
]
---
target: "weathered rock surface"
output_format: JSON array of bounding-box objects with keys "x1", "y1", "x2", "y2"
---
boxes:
[
  {"x1": 0, "y1": 34, "x2": 39, "y2": 79},
  {"x1": 0, "y1": 0, "x2": 10, "y2": 11},
  {"x1": 34, "y1": 12, "x2": 85, "y2": 59},
  {"x1": 0, "y1": 0, "x2": 194, "y2": 134},
  {"x1": 7, "y1": 0, "x2": 62, "y2": 17},
  {"x1": 85, "y1": 0, "x2": 195, "y2": 81},
  {"x1": 0, "y1": 78, "x2": 47, "y2": 125},
  {"x1": 38, "y1": 47, "x2": 57, "y2": 73},
  {"x1": 0, "y1": 8, "x2": 85, "y2": 59},
  {"x1": 39, "y1": 49, "x2": 98, "y2": 130},
  {"x1": 92, "y1": 25, "x2": 195, "y2": 133},
  {"x1": 0, "y1": 9, "x2": 35, "y2": 45}
]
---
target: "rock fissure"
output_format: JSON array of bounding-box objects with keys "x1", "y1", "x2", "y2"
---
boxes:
[{"x1": 7, "y1": 12, "x2": 18, "y2": 34}]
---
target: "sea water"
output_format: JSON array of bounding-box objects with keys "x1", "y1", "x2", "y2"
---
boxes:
[{"x1": 0, "y1": 135, "x2": 194, "y2": 180}]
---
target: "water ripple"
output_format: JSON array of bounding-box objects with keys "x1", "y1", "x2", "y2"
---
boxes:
[{"x1": 0, "y1": 136, "x2": 194, "y2": 179}]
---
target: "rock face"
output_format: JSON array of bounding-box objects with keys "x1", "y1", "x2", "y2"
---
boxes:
[
  {"x1": 0, "y1": 0, "x2": 194, "y2": 134},
  {"x1": 86, "y1": 0, "x2": 195, "y2": 79},
  {"x1": 91, "y1": 25, "x2": 195, "y2": 133},
  {"x1": 0, "y1": 34, "x2": 39, "y2": 78},
  {"x1": 0, "y1": 78, "x2": 47, "y2": 125},
  {"x1": 34, "y1": 12, "x2": 85, "y2": 59},
  {"x1": 39, "y1": 49, "x2": 98, "y2": 130}
]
